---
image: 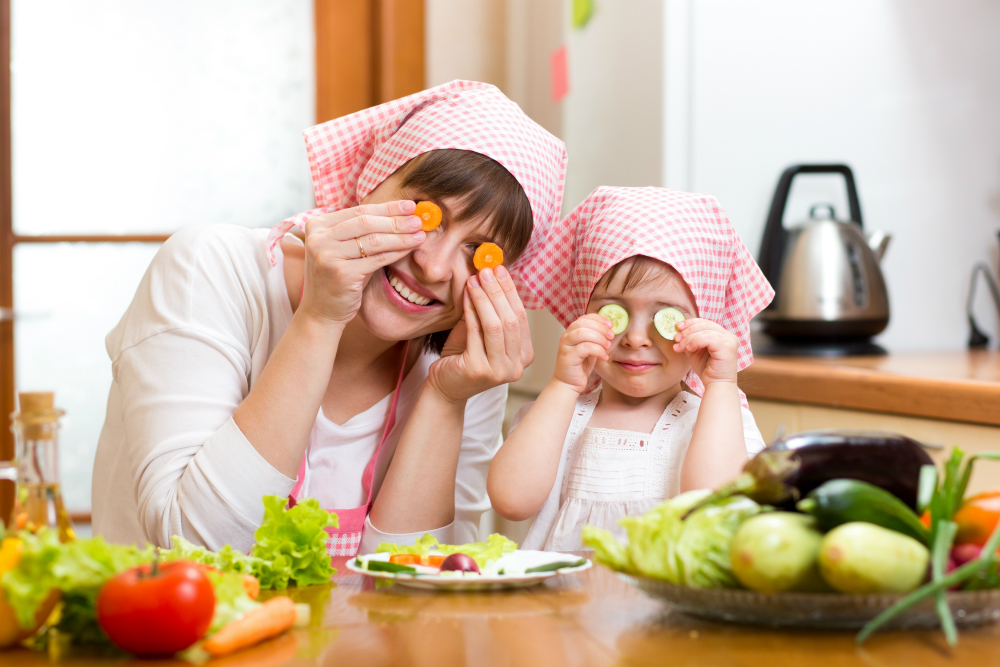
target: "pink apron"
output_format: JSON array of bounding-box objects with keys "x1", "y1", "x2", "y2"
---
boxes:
[{"x1": 287, "y1": 338, "x2": 410, "y2": 558}]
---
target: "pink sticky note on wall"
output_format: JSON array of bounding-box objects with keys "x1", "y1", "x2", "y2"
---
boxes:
[{"x1": 550, "y1": 45, "x2": 569, "y2": 104}]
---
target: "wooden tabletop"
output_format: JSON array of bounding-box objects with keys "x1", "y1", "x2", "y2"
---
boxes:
[
  {"x1": 738, "y1": 351, "x2": 1000, "y2": 426},
  {"x1": 7, "y1": 557, "x2": 1000, "y2": 667}
]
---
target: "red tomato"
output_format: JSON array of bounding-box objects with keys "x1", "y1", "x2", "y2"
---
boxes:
[{"x1": 97, "y1": 560, "x2": 215, "y2": 656}]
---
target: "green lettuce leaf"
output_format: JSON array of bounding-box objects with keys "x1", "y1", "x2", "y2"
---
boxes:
[
  {"x1": 580, "y1": 526, "x2": 631, "y2": 572},
  {"x1": 374, "y1": 533, "x2": 517, "y2": 568},
  {"x1": 584, "y1": 490, "x2": 760, "y2": 588},
  {"x1": 248, "y1": 495, "x2": 338, "y2": 588}
]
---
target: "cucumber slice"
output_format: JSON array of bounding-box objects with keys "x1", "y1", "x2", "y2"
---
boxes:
[
  {"x1": 653, "y1": 307, "x2": 685, "y2": 340},
  {"x1": 598, "y1": 304, "x2": 629, "y2": 335}
]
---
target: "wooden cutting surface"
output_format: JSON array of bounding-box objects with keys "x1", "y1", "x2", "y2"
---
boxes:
[
  {"x1": 6, "y1": 557, "x2": 1000, "y2": 667},
  {"x1": 737, "y1": 351, "x2": 1000, "y2": 426}
]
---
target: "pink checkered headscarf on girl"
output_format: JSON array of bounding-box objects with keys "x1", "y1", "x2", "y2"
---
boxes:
[
  {"x1": 518, "y1": 186, "x2": 774, "y2": 400},
  {"x1": 266, "y1": 80, "x2": 568, "y2": 268}
]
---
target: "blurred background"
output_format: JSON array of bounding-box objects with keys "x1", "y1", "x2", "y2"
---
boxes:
[{"x1": 1, "y1": 0, "x2": 999, "y2": 537}]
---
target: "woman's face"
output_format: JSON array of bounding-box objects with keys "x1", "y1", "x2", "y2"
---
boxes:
[{"x1": 355, "y1": 169, "x2": 500, "y2": 342}]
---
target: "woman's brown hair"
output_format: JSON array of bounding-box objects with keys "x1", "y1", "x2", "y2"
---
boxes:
[{"x1": 396, "y1": 149, "x2": 533, "y2": 354}]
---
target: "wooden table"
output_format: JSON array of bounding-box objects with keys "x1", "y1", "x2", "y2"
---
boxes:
[{"x1": 7, "y1": 557, "x2": 1000, "y2": 667}]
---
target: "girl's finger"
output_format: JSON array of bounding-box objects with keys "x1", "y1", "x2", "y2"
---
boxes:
[
  {"x1": 564, "y1": 327, "x2": 612, "y2": 348},
  {"x1": 569, "y1": 342, "x2": 611, "y2": 362},
  {"x1": 467, "y1": 275, "x2": 506, "y2": 364},
  {"x1": 673, "y1": 330, "x2": 720, "y2": 353},
  {"x1": 306, "y1": 200, "x2": 418, "y2": 232},
  {"x1": 478, "y1": 268, "x2": 521, "y2": 360}
]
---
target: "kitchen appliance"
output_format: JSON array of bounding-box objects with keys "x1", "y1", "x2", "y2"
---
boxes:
[{"x1": 757, "y1": 164, "x2": 891, "y2": 356}]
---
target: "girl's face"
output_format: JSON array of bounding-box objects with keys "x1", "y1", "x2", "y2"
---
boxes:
[
  {"x1": 586, "y1": 260, "x2": 699, "y2": 399},
  {"x1": 355, "y1": 169, "x2": 501, "y2": 342}
]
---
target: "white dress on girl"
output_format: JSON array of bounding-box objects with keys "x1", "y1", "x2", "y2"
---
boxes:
[{"x1": 515, "y1": 389, "x2": 767, "y2": 552}]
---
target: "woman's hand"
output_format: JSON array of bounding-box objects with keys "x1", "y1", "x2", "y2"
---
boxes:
[
  {"x1": 300, "y1": 200, "x2": 426, "y2": 325},
  {"x1": 551, "y1": 314, "x2": 614, "y2": 394},
  {"x1": 428, "y1": 265, "x2": 534, "y2": 403},
  {"x1": 672, "y1": 318, "x2": 739, "y2": 386}
]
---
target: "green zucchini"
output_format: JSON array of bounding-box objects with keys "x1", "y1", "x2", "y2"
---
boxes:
[{"x1": 797, "y1": 479, "x2": 930, "y2": 545}]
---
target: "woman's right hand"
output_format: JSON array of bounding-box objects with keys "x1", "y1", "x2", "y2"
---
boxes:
[
  {"x1": 552, "y1": 314, "x2": 615, "y2": 394},
  {"x1": 299, "y1": 200, "x2": 426, "y2": 325}
]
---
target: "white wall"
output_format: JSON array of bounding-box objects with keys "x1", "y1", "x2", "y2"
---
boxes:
[{"x1": 667, "y1": 0, "x2": 1000, "y2": 351}]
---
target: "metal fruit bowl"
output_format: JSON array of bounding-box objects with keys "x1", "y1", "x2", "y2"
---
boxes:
[{"x1": 619, "y1": 573, "x2": 1000, "y2": 629}]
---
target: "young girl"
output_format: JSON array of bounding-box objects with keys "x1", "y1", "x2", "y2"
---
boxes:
[{"x1": 488, "y1": 186, "x2": 774, "y2": 551}]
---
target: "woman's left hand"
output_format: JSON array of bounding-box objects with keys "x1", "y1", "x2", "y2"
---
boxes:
[
  {"x1": 672, "y1": 318, "x2": 739, "y2": 386},
  {"x1": 427, "y1": 265, "x2": 534, "y2": 403}
]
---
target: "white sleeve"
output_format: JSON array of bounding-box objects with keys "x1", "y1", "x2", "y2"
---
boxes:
[
  {"x1": 357, "y1": 383, "x2": 509, "y2": 553},
  {"x1": 108, "y1": 227, "x2": 294, "y2": 552}
]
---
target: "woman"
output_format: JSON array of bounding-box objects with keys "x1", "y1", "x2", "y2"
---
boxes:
[{"x1": 92, "y1": 81, "x2": 568, "y2": 555}]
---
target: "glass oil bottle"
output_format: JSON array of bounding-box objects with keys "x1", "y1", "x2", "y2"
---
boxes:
[{"x1": 2, "y1": 392, "x2": 76, "y2": 541}]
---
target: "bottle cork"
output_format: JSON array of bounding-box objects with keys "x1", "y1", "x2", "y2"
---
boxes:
[{"x1": 13, "y1": 392, "x2": 62, "y2": 440}]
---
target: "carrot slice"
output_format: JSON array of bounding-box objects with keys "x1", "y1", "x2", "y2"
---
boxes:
[
  {"x1": 473, "y1": 243, "x2": 503, "y2": 271},
  {"x1": 423, "y1": 555, "x2": 446, "y2": 567},
  {"x1": 414, "y1": 201, "x2": 443, "y2": 232},
  {"x1": 389, "y1": 554, "x2": 422, "y2": 565},
  {"x1": 202, "y1": 596, "x2": 297, "y2": 658}
]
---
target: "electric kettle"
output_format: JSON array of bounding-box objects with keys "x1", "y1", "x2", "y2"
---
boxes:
[{"x1": 757, "y1": 164, "x2": 891, "y2": 356}]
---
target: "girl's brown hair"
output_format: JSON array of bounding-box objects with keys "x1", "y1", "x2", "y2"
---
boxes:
[{"x1": 397, "y1": 149, "x2": 534, "y2": 353}]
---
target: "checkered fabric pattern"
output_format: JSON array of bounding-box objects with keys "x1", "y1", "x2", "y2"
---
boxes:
[
  {"x1": 517, "y1": 186, "x2": 774, "y2": 399},
  {"x1": 326, "y1": 530, "x2": 363, "y2": 558},
  {"x1": 266, "y1": 80, "x2": 568, "y2": 276}
]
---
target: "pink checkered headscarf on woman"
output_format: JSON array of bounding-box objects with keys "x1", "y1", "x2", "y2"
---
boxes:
[
  {"x1": 266, "y1": 80, "x2": 567, "y2": 267},
  {"x1": 518, "y1": 186, "x2": 774, "y2": 399}
]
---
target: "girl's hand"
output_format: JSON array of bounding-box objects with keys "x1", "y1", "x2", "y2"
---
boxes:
[
  {"x1": 672, "y1": 318, "x2": 739, "y2": 386},
  {"x1": 300, "y1": 200, "x2": 426, "y2": 325},
  {"x1": 427, "y1": 266, "x2": 534, "y2": 403},
  {"x1": 552, "y1": 314, "x2": 614, "y2": 394}
]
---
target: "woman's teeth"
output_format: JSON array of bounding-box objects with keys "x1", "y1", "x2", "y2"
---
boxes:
[{"x1": 389, "y1": 274, "x2": 432, "y2": 306}]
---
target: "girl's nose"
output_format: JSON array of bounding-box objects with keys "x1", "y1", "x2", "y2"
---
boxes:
[
  {"x1": 411, "y1": 235, "x2": 455, "y2": 285},
  {"x1": 622, "y1": 318, "x2": 653, "y2": 348}
]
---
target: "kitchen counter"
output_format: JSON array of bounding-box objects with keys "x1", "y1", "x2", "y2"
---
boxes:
[
  {"x1": 6, "y1": 558, "x2": 1000, "y2": 667},
  {"x1": 737, "y1": 351, "x2": 1000, "y2": 426}
]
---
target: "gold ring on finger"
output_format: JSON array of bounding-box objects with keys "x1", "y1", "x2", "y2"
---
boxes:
[{"x1": 355, "y1": 237, "x2": 367, "y2": 258}]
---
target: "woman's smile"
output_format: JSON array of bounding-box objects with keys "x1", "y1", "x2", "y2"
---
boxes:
[{"x1": 380, "y1": 267, "x2": 442, "y2": 313}]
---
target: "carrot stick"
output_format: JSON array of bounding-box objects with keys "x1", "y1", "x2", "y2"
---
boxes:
[{"x1": 203, "y1": 596, "x2": 297, "y2": 658}]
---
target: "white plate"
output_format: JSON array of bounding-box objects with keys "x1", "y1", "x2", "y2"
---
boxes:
[{"x1": 347, "y1": 550, "x2": 592, "y2": 592}]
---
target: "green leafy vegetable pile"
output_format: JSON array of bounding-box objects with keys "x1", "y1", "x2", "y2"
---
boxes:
[
  {"x1": 0, "y1": 494, "x2": 337, "y2": 646},
  {"x1": 163, "y1": 496, "x2": 338, "y2": 589},
  {"x1": 582, "y1": 489, "x2": 762, "y2": 588},
  {"x1": 375, "y1": 533, "x2": 517, "y2": 568}
]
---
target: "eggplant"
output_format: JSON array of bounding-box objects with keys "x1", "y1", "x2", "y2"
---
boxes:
[
  {"x1": 771, "y1": 430, "x2": 933, "y2": 509},
  {"x1": 683, "y1": 430, "x2": 933, "y2": 517}
]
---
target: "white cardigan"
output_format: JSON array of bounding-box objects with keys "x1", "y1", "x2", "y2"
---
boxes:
[{"x1": 92, "y1": 224, "x2": 506, "y2": 554}]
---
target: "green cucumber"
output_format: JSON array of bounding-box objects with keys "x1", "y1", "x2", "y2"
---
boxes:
[
  {"x1": 598, "y1": 304, "x2": 628, "y2": 334},
  {"x1": 653, "y1": 307, "x2": 685, "y2": 340},
  {"x1": 797, "y1": 479, "x2": 930, "y2": 545},
  {"x1": 360, "y1": 559, "x2": 417, "y2": 574}
]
